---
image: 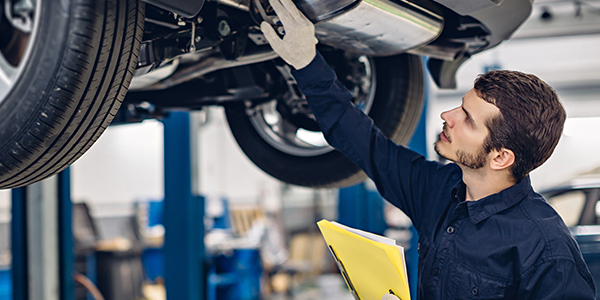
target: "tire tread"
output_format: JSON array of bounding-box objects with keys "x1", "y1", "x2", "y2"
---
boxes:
[{"x1": 0, "y1": 0, "x2": 145, "y2": 188}]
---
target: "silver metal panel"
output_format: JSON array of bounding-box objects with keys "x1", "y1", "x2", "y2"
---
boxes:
[
  {"x1": 315, "y1": 0, "x2": 443, "y2": 56},
  {"x1": 294, "y1": 0, "x2": 359, "y2": 23},
  {"x1": 27, "y1": 176, "x2": 59, "y2": 300}
]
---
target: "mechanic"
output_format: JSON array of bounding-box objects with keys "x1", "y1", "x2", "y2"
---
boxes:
[{"x1": 260, "y1": 0, "x2": 596, "y2": 299}]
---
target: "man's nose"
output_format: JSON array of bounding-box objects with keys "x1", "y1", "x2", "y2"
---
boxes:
[
  {"x1": 441, "y1": 109, "x2": 452, "y2": 127},
  {"x1": 441, "y1": 107, "x2": 459, "y2": 127}
]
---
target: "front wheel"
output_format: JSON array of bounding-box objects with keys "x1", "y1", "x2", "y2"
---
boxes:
[
  {"x1": 225, "y1": 51, "x2": 425, "y2": 188},
  {"x1": 0, "y1": 0, "x2": 144, "y2": 189}
]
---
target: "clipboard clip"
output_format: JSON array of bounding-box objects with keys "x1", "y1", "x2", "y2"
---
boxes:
[
  {"x1": 328, "y1": 245, "x2": 361, "y2": 300},
  {"x1": 381, "y1": 289, "x2": 402, "y2": 300}
]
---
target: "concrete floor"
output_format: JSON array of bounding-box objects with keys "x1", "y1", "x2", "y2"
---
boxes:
[
  {"x1": 143, "y1": 274, "x2": 355, "y2": 300},
  {"x1": 266, "y1": 274, "x2": 355, "y2": 300}
]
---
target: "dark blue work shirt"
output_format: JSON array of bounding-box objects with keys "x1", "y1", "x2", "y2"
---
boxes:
[{"x1": 291, "y1": 52, "x2": 596, "y2": 299}]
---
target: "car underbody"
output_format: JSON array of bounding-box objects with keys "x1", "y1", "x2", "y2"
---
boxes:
[{"x1": 0, "y1": 0, "x2": 532, "y2": 188}]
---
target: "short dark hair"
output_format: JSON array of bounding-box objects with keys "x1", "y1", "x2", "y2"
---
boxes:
[{"x1": 474, "y1": 70, "x2": 566, "y2": 182}]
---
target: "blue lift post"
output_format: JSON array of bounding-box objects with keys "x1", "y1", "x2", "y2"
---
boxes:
[
  {"x1": 338, "y1": 183, "x2": 386, "y2": 235},
  {"x1": 162, "y1": 111, "x2": 205, "y2": 300},
  {"x1": 406, "y1": 77, "x2": 429, "y2": 300},
  {"x1": 58, "y1": 168, "x2": 75, "y2": 300},
  {"x1": 11, "y1": 187, "x2": 27, "y2": 300},
  {"x1": 11, "y1": 167, "x2": 74, "y2": 300}
]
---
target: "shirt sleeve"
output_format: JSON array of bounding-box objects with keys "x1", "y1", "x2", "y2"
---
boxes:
[
  {"x1": 517, "y1": 259, "x2": 596, "y2": 299},
  {"x1": 291, "y1": 51, "x2": 444, "y2": 228}
]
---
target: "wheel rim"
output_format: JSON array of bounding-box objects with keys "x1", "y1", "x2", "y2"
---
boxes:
[
  {"x1": 0, "y1": 0, "x2": 40, "y2": 103},
  {"x1": 248, "y1": 54, "x2": 376, "y2": 157}
]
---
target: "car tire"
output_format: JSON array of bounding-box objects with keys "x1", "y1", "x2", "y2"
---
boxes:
[
  {"x1": 224, "y1": 52, "x2": 424, "y2": 188},
  {"x1": 0, "y1": 0, "x2": 144, "y2": 189}
]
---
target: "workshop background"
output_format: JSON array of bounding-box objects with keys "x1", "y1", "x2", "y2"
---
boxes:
[{"x1": 1, "y1": 1, "x2": 600, "y2": 300}]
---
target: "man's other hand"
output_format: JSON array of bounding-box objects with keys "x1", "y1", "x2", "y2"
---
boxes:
[
  {"x1": 381, "y1": 293, "x2": 401, "y2": 300},
  {"x1": 259, "y1": 0, "x2": 318, "y2": 70}
]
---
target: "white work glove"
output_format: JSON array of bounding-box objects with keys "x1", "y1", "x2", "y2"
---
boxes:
[
  {"x1": 260, "y1": 0, "x2": 318, "y2": 70},
  {"x1": 381, "y1": 293, "x2": 401, "y2": 300}
]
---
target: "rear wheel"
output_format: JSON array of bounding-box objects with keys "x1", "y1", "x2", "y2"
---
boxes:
[
  {"x1": 0, "y1": 0, "x2": 144, "y2": 188},
  {"x1": 225, "y1": 51, "x2": 424, "y2": 188}
]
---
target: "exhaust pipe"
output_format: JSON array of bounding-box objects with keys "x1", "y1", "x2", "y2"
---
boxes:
[
  {"x1": 135, "y1": 49, "x2": 280, "y2": 91},
  {"x1": 308, "y1": 0, "x2": 444, "y2": 56},
  {"x1": 212, "y1": 0, "x2": 445, "y2": 58}
]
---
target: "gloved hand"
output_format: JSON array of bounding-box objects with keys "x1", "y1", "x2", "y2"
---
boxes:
[
  {"x1": 381, "y1": 293, "x2": 401, "y2": 300},
  {"x1": 260, "y1": 0, "x2": 319, "y2": 70}
]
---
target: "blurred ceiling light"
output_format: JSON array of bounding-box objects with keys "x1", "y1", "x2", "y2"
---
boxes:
[{"x1": 563, "y1": 117, "x2": 600, "y2": 137}]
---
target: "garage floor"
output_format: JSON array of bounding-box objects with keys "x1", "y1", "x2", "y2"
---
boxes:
[
  {"x1": 142, "y1": 274, "x2": 355, "y2": 300},
  {"x1": 267, "y1": 274, "x2": 355, "y2": 300}
]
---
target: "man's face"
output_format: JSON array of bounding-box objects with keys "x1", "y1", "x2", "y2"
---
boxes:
[{"x1": 434, "y1": 88, "x2": 501, "y2": 169}]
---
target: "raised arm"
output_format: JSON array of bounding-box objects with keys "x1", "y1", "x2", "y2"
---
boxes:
[
  {"x1": 291, "y1": 52, "x2": 440, "y2": 227},
  {"x1": 260, "y1": 0, "x2": 448, "y2": 227}
]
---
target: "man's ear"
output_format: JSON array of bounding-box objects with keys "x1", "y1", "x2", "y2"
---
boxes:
[{"x1": 489, "y1": 148, "x2": 515, "y2": 171}]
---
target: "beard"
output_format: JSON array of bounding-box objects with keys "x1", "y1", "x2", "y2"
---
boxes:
[{"x1": 435, "y1": 136, "x2": 488, "y2": 169}]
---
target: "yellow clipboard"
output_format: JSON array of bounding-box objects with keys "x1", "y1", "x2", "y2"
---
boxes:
[{"x1": 317, "y1": 219, "x2": 411, "y2": 300}]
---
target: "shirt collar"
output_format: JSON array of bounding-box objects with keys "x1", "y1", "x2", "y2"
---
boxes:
[{"x1": 451, "y1": 176, "x2": 533, "y2": 224}]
